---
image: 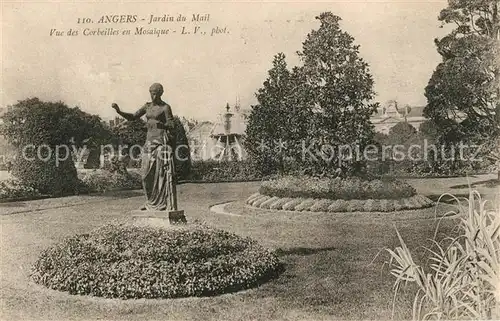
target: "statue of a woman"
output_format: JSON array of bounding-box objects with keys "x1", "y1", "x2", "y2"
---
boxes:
[{"x1": 111, "y1": 83, "x2": 179, "y2": 212}]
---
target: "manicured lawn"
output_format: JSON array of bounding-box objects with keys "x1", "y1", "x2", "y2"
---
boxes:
[
  {"x1": 0, "y1": 176, "x2": 497, "y2": 320},
  {"x1": 406, "y1": 173, "x2": 498, "y2": 203}
]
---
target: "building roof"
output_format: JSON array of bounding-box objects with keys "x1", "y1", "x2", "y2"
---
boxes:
[
  {"x1": 372, "y1": 105, "x2": 426, "y2": 119},
  {"x1": 372, "y1": 115, "x2": 426, "y2": 124}
]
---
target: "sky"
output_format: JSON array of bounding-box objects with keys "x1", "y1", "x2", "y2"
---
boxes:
[{"x1": 1, "y1": 0, "x2": 450, "y2": 122}]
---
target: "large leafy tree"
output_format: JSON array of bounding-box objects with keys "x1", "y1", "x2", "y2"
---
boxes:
[
  {"x1": 246, "y1": 12, "x2": 379, "y2": 177},
  {"x1": 418, "y1": 119, "x2": 441, "y2": 145},
  {"x1": 424, "y1": 0, "x2": 500, "y2": 177},
  {"x1": 297, "y1": 12, "x2": 379, "y2": 176},
  {"x1": 1, "y1": 98, "x2": 109, "y2": 148},
  {"x1": 0, "y1": 98, "x2": 110, "y2": 195}
]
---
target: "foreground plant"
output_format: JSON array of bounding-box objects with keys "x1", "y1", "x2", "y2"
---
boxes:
[
  {"x1": 31, "y1": 224, "x2": 283, "y2": 299},
  {"x1": 387, "y1": 190, "x2": 500, "y2": 320}
]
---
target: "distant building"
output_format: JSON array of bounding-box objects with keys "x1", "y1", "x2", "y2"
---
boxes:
[
  {"x1": 371, "y1": 100, "x2": 426, "y2": 134},
  {"x1": 187, "y1": 121, "x2": 216, "y2": 161}
]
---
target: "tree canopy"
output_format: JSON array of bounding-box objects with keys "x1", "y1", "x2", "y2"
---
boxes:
[
  {"x1": 1, "y1": 97, "x2": 110, "y2": 148},
  {"x1": 245, "y1": 12, "x2": 378, "y2": 177},
  {"x1": 110, "y1": 119, "x2": 147, "y2": 154},
  {"x1": 0, "y1": 98, "x2": 104, "y2": 195},
  {"x1": 244, "y1": 53, "x2": 297, "y2": 174},
  {"x1": 424, "y1": 0, "x2": 499, "y2": 177},
  {"x1": 424, "y1": 0, "x2": 499, "y2": 142}
]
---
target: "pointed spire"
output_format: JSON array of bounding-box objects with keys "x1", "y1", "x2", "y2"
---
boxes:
[{"x1": 235, "y1": 95, "x2": 241, "y2": 112}]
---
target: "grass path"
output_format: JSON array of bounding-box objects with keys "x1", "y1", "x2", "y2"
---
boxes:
[{"x1": 0, "y1": 177, "x2": 497, "y2": 321}]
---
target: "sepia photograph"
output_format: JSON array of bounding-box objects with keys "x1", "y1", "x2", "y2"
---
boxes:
[{"x1": 1, "y1": 0, "x2": 499, "y2": 320}]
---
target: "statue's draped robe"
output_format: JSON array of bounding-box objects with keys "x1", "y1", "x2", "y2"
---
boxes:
[{"x1": 140, "y1": 102, "x2": 177, "y2": 211}]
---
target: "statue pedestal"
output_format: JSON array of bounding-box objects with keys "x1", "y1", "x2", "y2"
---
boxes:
[{"x1": 131, "y1": 209, "x2": 187, "y2": 228}]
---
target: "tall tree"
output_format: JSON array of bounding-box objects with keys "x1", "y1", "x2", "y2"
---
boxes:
[
  {"x1": 437, "y1": 0, "x2": 499, "y2": 40},
  {"x1": 1, "y1": 98, "x2": 109, "y2": 148},
  {"x1": 245, "y1": 52, "x2": 296, "y2": 174},
  {"x1": 424, "y1": 0, "x2": 500, "y2": 177},
  {"x1": 297, "y1": 12, "x2": 379, "y2": 176}
]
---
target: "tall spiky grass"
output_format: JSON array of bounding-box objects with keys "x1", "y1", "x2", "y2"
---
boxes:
[{"x1": 387, "y1": 190, "x2": 500, "y2": 320}]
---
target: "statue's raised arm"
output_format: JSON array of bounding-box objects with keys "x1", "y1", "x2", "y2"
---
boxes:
[{"x1": 111, "y1": 103, "x2": 146, "y2": 121}]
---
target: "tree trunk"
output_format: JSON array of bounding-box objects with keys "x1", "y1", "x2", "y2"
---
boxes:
[
  {"x1": 278, "y1": 154, "x2": 284, "y2": 175},
  {"x1": 492, "y1": 0, "x2": 499, "y2": 40}
]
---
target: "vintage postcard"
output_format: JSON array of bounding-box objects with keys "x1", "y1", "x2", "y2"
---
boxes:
[{"x1": 1, "y1": 0, "x2": 499, "y2": 320}]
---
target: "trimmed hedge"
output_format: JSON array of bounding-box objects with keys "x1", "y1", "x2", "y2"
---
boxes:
[
  {"x1": 187, "y1": 159, "x2": 493, "y2": 183},
  {"x1": 259, "y1": 176, "x2": 416, "y2": 200},
  {"x1": 80, "y1": 170, "x2": 142, "y2": 193},
  {"x1": 0, "y1": 179, "x2": 41, "y2": 201},
  {"x1": 30, "y1": 224, "x2": 283, "y2": 299},
  {"x1": 188, "y1": 160, "x2": 268, "y2": 182}
]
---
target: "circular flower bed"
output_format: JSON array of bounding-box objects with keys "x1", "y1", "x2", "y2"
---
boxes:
[
  {"x1": 248, "y1": 176, "x2": 433, "y2": 212},
  {"x1": 260, "y1": 176, "x2": 417, "y2": 200},
  {"x1": 246, "y1": 193, "x2": 434, "y2": 212},
  {"x1": 31, "y1": 224, "x2": 282, "y2": 299}
]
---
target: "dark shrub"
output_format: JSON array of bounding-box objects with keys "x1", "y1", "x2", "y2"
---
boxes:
[
  {"x1": 189, "y1": 160, "x2": 269, "y2": 182},
  {"x1": 11, "y1": 149, "x2": 80, "y2": 196},
  {"x1": 173, "y1": 117, "x2": 191, "y2": 181},
  {"x1": 1, "y1": 98, "x2": 111, "y2": 196},
  {"x1": 80, "y1": 170, "x2": 142, "y2": 193},
  {"x1": 102, "y1": 156, "x2": 128, "y2": 175}
]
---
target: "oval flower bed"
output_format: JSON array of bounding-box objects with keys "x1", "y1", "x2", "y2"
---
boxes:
[
  {"x1": 31, "y1": 224, "x2": 283, "y2": 299},
  {"x1": 247, "y1": 176, "x2": 434, "y2": 212}
]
